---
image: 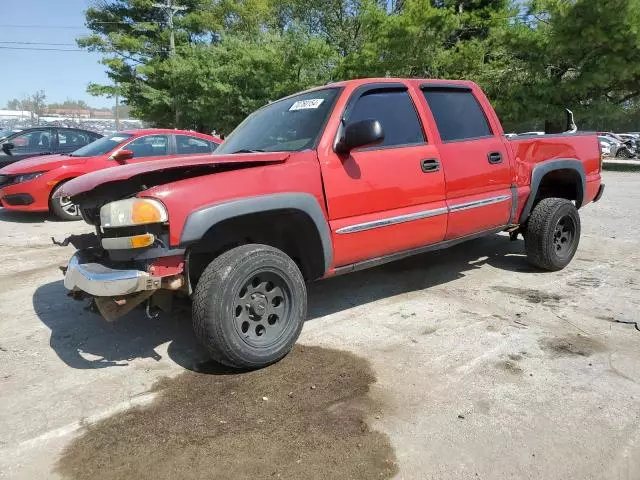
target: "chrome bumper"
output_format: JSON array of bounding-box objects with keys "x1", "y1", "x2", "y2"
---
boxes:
[{"x1": 63, "y1": 252, "x2": 161, "y2": 297}]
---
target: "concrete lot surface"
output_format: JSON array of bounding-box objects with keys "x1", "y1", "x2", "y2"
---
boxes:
[{"x1": 0, "y1": 171, "x2": 639, "y2": 479}]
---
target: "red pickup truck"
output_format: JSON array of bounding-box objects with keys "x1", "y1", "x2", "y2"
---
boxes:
[{"x1": 57, "y1": 78, "x2": 604, "y2": 369}]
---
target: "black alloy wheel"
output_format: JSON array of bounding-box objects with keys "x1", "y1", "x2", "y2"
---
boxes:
[{"x1": 233, "y1": 271, "x2": 292, "y2": 348}]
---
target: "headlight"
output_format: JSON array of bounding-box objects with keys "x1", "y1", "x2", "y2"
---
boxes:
[
  {"x1": 13, "y1": 172, "x2": 44, "y2": 184},
  {"x1": 100, "y1": 198, "x2": 168, "y2": 228}
]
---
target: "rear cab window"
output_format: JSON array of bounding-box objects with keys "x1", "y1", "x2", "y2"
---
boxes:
[{"x1": 422, "y1": 88, "x2": 492, "y2": 142}]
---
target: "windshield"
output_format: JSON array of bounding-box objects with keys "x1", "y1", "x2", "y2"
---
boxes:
[
  {"x1": 70, "y1": 133, "x2": 133, "y2": 157},
  {"x1": 216, "y1": 88, "x2": 341, "y2": 154},
  {"x1": 0, "y1": 129, "x2": 17, "y2": 140}
]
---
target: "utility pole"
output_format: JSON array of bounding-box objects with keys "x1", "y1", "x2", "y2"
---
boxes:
[
  {"x1": 115, "y1": 89, "x2": 120, "y2": 131},
  {"x1": 152, "y1": 0, "x2": 186, "y2": 126}
]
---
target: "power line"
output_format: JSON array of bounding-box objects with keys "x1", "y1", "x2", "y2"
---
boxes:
[
  {"x1": 0, "y1": 21, "x2": 161, "y2": 30},
  {"x1": 0, "y1": 41, "x2": 77, "y2": 46},
  {"x1": 0, "y1": 24, "x2": 87, "y2": 30},
  {"x1": 0, "y1": 46, "x2": 86, "y2": 52}
]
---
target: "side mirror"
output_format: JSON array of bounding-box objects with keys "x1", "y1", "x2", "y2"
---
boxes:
[
  {"x1": 335, "y1": 119, "x2": 384, "y2": 154},
  {"x1": 112, "y1": 149, "x2": 134, "y2": 162},
  {"x1": 2, "y1": 142, "x2": 15, "y2": 155}
]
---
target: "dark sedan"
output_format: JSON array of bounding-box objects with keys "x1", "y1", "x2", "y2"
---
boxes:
[{"x1": 0, "y1": 127, "x2": 102, "y2": 167}]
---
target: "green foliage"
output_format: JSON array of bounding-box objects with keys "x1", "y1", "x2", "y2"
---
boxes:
[
  {"x1": 5, "y1": 91, "x2": 46, "y2": 123},
  {"x1": 81, "y1": 0, "x2": 640, "y2": 133}
]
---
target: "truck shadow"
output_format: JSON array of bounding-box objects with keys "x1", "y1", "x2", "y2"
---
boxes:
[{"x1": 32, "y1": 234, "x2": 530, "y2": 372}]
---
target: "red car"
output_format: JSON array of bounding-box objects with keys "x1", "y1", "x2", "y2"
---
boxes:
[
  {"x1": 0, "y1": 129, "x2": 221, "y2": 220},
  {"x1": 59, "y1": 78, "x2": 602, "y2": 368}
]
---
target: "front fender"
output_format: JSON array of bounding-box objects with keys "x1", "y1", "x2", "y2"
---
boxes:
[{"x1": 179, "y1": 192, "x2": 333, "y2": 273}]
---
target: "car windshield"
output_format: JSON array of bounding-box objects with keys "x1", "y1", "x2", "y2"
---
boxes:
[
  {"x1": 0, "y1": 128, "x2": 16, "y2": 140},
  {"x1": 216, "y1": 88, "x2": 341, "y2": 154},
  {"x1": 69, "y1": 133, "x2": 133, "y2": 157}
]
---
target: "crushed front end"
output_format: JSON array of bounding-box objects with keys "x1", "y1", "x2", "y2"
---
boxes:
[{"x1": 60, "y1": 196, "x2": 187, "y2": 321}]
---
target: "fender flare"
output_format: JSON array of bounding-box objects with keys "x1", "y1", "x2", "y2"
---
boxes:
[
  {"x1": 519, "y1": 158, "x2": 586, "y2": 223},
  {"x1": 180, "y1": 193, "x2": 333, "y2": 273}
]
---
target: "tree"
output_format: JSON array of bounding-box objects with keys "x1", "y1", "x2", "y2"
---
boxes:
[
  {"x1": 80, "y1": 0, "x2": 338, "y2": 132},
  {"x1": 47, "y1": 99, "x2": 90, "y2": 110},
  {"x1": 80, "y1": 0, "x2": 640, "y2": 134},
  {"x1": 5, "y1": 92, "x2": 47, "y2": 122},
  {"x1": 6, "y1": 99, "x2": 21, "y2": 110},
  {"x1": 28, "y1": 90, "x2": 47, "y2": 124},
  {"x1": 493, "y1": 0, "x2": 640, "y2": 131}
]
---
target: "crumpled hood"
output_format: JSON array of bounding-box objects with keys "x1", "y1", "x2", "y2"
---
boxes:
[
  {"x1": 0, "y1": 154, "x2": 87, "y2": 174},
  {"x1": 56, "y1": 152, "x2": 290, "y2": 198}
]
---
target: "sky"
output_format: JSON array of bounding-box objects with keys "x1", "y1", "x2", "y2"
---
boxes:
[{"x1": 0, "y1": 0, "x2": 112, "y2": 109}]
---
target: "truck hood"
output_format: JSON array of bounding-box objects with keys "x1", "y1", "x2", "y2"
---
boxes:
[
  {"x1": 0, "y1": 154, "x2": 87, "y2": 174},
  {"x1": 57, "y1": 152, "x2": 290, "y2": 198}
]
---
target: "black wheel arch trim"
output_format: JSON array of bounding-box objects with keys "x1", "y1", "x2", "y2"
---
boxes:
[
  {"x1": 179, "y1": 193, "x2": 333, "y2": 274},
  {"x1": 519, "y1": 159, "x2": 586, "y2": 224}
]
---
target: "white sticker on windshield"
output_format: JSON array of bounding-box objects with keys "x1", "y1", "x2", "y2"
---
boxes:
[
  {"x1": 110, "y1": 136, "x2": 129, "y2": 142},
  {"x1": 289, "y1": 99, "x2": 324, "y2": 111}
]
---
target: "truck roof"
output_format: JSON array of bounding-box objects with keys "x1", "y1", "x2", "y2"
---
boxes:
[{"x1": 325, "y1": 77, "x2": 479, "y2": 90}]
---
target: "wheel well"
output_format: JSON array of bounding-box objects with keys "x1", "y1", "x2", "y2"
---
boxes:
[
  {"x1": 48, "y1": 178, "x2": 75, "y2": 205},
  {"x1": 534, "y1": 168, "x2": 583, "y2": 208},
  {"x1": 187, "y1": 209, "x2": 326, "y2": 287}
]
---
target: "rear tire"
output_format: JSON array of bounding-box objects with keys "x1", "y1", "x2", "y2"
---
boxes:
[
  {"x1": 192, "y1": 244, "x2": 307, "y2": 369},
  {"x1": 50, "y1": 182, "x2": 81, "y2": 221},
  {"x1": 524, "y1": 197, "x2": 581, "y2": 271}
]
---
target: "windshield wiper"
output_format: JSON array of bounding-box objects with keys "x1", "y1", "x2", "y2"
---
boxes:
[{"x1": 230, "y1": 148, "x2": 266, "y2": 154}]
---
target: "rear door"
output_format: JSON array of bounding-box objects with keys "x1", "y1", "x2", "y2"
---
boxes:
[
  {"x1": 421, "y1": 86, "x2": 513, "y2": 240},
  {"x1": 319, "y1": 83, "x2": 447, "y2": 267}
]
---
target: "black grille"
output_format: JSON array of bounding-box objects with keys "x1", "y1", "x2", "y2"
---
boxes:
[
  {"x1": 3, "y1": 193, "x2": 34, "y2": 206},
  {"x1": 102, "y1": 224, "x2": 164, "y2": 238},
  {"x1": 0, "y1": 175, "x2": 12, "y2": 188}
]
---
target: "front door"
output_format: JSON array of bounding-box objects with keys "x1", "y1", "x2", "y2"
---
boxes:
[
  {"x1": 0, "y1": 128, "x2": 54, "y2": 166},
  {"x1": 421, "y1": 87, "x2": 513, "y2": 240},
  {"x1": 320, "y1": 84, "x2": 448, "y2": 267},
  {"x1": 119, "y1": 134, "x2": 171, "y2": 164}
]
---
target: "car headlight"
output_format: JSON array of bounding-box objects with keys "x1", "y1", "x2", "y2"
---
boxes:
[
  {"x1": 100, "y1": 198, "x2": 168, "y2": 228},
  {"x1": 13, "y1": 172, "x2": 44, "y2": 184}
]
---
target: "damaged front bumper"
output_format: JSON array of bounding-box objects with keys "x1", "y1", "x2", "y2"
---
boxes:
[{"x1": 64, "y1": 251, "x2": 162, "y2": 297}]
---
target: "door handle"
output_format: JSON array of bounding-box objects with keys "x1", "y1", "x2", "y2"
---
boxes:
[
  {"x1": 421, "y1": 158, "x2": 440, "y2": 173},
  {"x1": 487, "y1": 152, "x2": 502, "y2": 164}
]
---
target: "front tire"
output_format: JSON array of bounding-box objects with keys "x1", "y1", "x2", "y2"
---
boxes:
[
  {"x1": 50, "y1": 182, "x2": 81, "y2": 221},
  {"x1": 192, "y1": 244, "x2": 307, "y2": 369},
  {"x1": 616, "y1": 148, "x2": 633, "y2": 159},
  {"x1": 524, "y1": 197, "x2": 581, "y2": 271}
]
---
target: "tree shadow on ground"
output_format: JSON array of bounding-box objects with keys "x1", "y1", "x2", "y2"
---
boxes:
[{"x1": 33, "y1": 234, "x2": 531, "y2": 373}]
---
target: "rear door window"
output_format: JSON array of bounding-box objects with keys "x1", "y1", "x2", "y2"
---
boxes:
[
  {"x1": 422, "y1": 89, "x2": 492, "y2": 142},
  {"x1": 58, "y1": 129, "x2": 91, "y2": 149},
  {"x1": 176, "y1": 135, "x2": 212, "y2": 154}
]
